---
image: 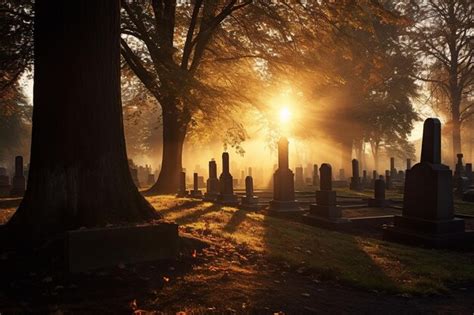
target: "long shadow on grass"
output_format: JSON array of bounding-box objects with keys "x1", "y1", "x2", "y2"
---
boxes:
[
  {"x1": 223, "y1": 209, "x2": 247, "y2": 233},
  {"x1": 157, "y1": 199, "x2": 204, "y2": 217},
  {"x1": 173, "y1": 203, "x2": 222, "y2": 225}
]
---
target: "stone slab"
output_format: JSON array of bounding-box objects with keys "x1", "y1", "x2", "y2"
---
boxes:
[
  {"x1": 268, "y1": 200, "x2": 303, "y2": 218},
  {"x1": 303, "y1": 213, "x2": 351, "y2": 230},
  {"x1": 66, "y1": 222, "x2": 179, "y2": 272}
]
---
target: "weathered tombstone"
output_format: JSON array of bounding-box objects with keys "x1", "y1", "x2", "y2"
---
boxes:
[
  {"x1": 406, "y1": 158, "x2": 412, "y2": 170},
  {"x1": 0, "y1": 167, "x2": 11, "y2": 197},
  {"x1": 10, "y1": 156, "x2": 26, "y2": 196},
  {"x1": 269, "y1": 137, "x2": 301, "y2": 214},
  {"x1": 189, "y1": 173, "x2": 203, "y2": 198},
  {"x1": 295, "y1": 166, "x2": 305, "y2": 189},
  {"x1": 177, "y1": 171, "x2": 188, "y2": 197},
  {"x1": 204, "y1": 159, "x2": 219, "y2": 201},
  {"x1": 241, "y1": 176, "x2": 259, "y2": 206},
  {"x1": 384, "y1": 170, "x2": 392, "y2": 190},
  {"x1": 304, "y1": 163, "x2": 349, "y2": 227},
  {"x1": 384, "y1": 118, "x2": 472, "y2": 247},
  {"x1": 147, "y1": 174, "x2": 155, "y2": 186},
  {"x1": 312, "y1": 164, "x2": 320, "y2": 187},
  {"x1": 371, "y1": 170, "x2": 377, "y2": 186},
  {"x1": 368, "y1": 179, "x2": 386, "y2": 207},
  {"x1": 217, "y1": 152, "x2": 239, "y2": 205},
  {"x1": 349, "y1": 159, "x2": 362, "y2": 191}
]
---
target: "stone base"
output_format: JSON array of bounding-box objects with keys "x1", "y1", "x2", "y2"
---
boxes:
[
  {"x1": 268, "y1": 200, "x2": 303, "y2": 217},
  {"x1": 203, "y1": 192, "x2": 218, "y2": 201},
  {"x1": 303, "y1": 213, "x2": 351, "y2": 229},
  {"x1": 349, "y1": 179, "x2": 363, "y2": 191},
  {"x1": 383, "y1": 215, "x2": 471, "y2": 248},
  {"x1": 66, "y1": 222, "x2": 179, "y2": 272},
  {"x1": 217, "y1": 194, "x2": 239, "y2": 205},
  {"x1": 189, "y1": 190, "x2": 203, "y2": 198},
  {"x1": 241, "y1": 196, "x2": 259, "y2": 205},
  {"x1": 367, "y1": 198, "x2": 387, "y2": 207}
]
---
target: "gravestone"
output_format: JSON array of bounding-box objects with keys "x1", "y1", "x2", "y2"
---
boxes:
[
  {"x1": 189, "y1": 173, "x2": 203, "y2": 198},
  {"x1": 0, "y1": 167, "x2": 11, "y2": 197},
  {"x1": 349, "y1": 159, "x2": 362, "y2": 191},
  {"x1": 241, "y1": 176, "x2": 259, "y2": 206},
  {"x1": 406, "y1": 158, "x2": 412, "y2": 170},
  {"x1": 312, "y1": 164, "x2": 320, "y2": 187},
  {"x1": 295, "y1": 166, "x2": 305, "y2": 189},
  {"x1": 269, "y1": 137, "x2": 301, "y2": 214},
  {"x1": 10, "y1": 156, "x2": 26, "y2": 196},
  {"x1": 177, "y1": 171, "x2": 188, "y2": 197},
  {"x1": 368, "y1": 179, "x2": 386, "y2": 207},
  {"x1": 384, "y1": 118, "x2": 472, "y2": 248},
  {"x1": 371, "y1": 170, "x2": 377, "y2": 186},
  {"x1": 217, "y1": 152, "x2": 239, "y2": 205},
  {"x1": 198, "y1": 176, "x2": 205, "y2": 188},
  {"x1": 204, "y1": 159, "x2": 219, "y2": 201},
  {"x1": 304, "y1": 163, "x2": 349, "y2": 227}
]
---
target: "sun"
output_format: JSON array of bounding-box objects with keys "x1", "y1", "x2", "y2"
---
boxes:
[{"x1": 279, "y1": 107, "x2": 291, "y2": 123}]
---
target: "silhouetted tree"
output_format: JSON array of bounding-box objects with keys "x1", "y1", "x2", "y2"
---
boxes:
[{"x1": 7, "y1": 0, "x2": 157, "y2": 243}]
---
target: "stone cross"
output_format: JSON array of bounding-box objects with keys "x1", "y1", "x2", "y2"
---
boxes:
[
  {"x1": 420, "y1": 118, "x2": 441, "y2": 164},
  {"x1": 320, "y1": 164, "x2": 332, "y2": 191}
]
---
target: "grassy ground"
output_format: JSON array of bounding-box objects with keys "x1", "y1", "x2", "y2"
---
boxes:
[{"x1": 150, "y1": 196, "x2": 474, "y2": 295}]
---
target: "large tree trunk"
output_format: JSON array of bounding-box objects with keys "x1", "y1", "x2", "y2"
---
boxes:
[
  {"x1": 7, "y1": 0, "x2": 157, "y2": 243},
  {"x1": 146, "y1": 104, "x2": 188, "y2": 195}
]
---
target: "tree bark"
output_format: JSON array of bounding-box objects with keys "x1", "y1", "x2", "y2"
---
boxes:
[
  {"x1": 7, "y1": 0, "x2": 158, "y2": 243},
  {"x1": 146, "y1": 101, "x2": 188, "y2": 195}
]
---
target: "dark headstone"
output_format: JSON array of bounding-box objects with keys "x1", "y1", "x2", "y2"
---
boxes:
[
  {"x1": 241, "y1": 176, "x2": 259, "y2": 205},
  {"x1": 189, "y1": 173, "x2": 203, "y2": 198},
  {"x1": 390, "y1": 157, "x2": 397, "y2": 179},
  {"x1": 304, "y1": 163, "x2": 349, "y2": 226},
  {"x1": 349, "y1": 159, "x2": 362, "y2": 191},
  {"x1": 466, "y1": 163, "x2": 473, "y2": 184},
  {"x1": 10, "y1": 156, "x2": 25, "y2": 196},
  {"x1": 204, "y1": 159, "x2": 219, "y2": 201},
  {"x1": 454, "y1": 153, "x2": 465, "y2": 178},
  {"x1": 384, "y1": 118, "x2": 471, "y2": 248},
  {"x1": 269, "y1": 137, "x2": 301, "y2": 213},
  {"x1": 384, "y1": 170, "x2": 392, "y2": 190},
  {"x1": 217, "y1": 152, "x2": 238, "y2": 205},
  {"x1": 368, "y1": 179, "x2": 386, "y2": 207},
  {"x1": 362, "y1": 170, "x2": 368, "y2": 187},
  {"x1": 67, "y1": 223, "x2": 179, "y2": 272}
]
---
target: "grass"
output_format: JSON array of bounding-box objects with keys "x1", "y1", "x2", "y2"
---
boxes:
[{"x1": 148, "y1": 195, "x2": 474, "y2": 295}]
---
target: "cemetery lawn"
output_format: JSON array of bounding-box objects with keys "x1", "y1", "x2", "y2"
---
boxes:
[{"x1": 150, "y1": 196, "x2": 474, "y2": 295}]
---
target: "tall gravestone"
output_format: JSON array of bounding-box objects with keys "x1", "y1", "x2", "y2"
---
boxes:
[
  {"x1": 368, "y1": 179, "x2": 386, "y2": 207},
  {"x1": 217, "y1": 152, "x2": 238, "y2": 205},
  {"x1": 312, "y1": 164, "x2": 320, "y2": 187},
  {"x1": 390, "y1": 157, "x2": 397, "y2": 179},
  {"x1": 269, "y1": 137, "x2": 301, "y2": 214},
  {"x1": 349, "y1": 159, "x2": 362, "y2": 191},
  {"x1": 384, "y1": 118, "x2": 472, "y2": 247},
  {"x1": 10, "y1": 156, "x2": 26, "y2": 196},
  {"x1": 241, "y1": 176, "x2": 259, "y2": 206},
  {"x1": 177, "y1": 171, "x2": 188, "y2": 197},
  {"x1": 384, "y1": 170, "x2": 392, "y2": 190},
  {"x1": 454, "y1": 153, "x2": 465, "y2": 178},
  {"x1": 371, "y1": 170, "x2": 377, "y2": 186},
  {"x1": 189, "y1": 173, "x2": 203, "y2": 198},
  {"x1": 204, "y1": 159, "x2": 219, "y2": 201},
  {"x1": 304, "y1": 163, "x2": 349, "y2": 226},
  {"x1": 295, "y1": 166, "x2": 305, "y2": 189}
]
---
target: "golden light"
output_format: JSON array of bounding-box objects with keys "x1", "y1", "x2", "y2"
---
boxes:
[{"x1": 279, "y1": 107, "x2": 291, "y2": 124}]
